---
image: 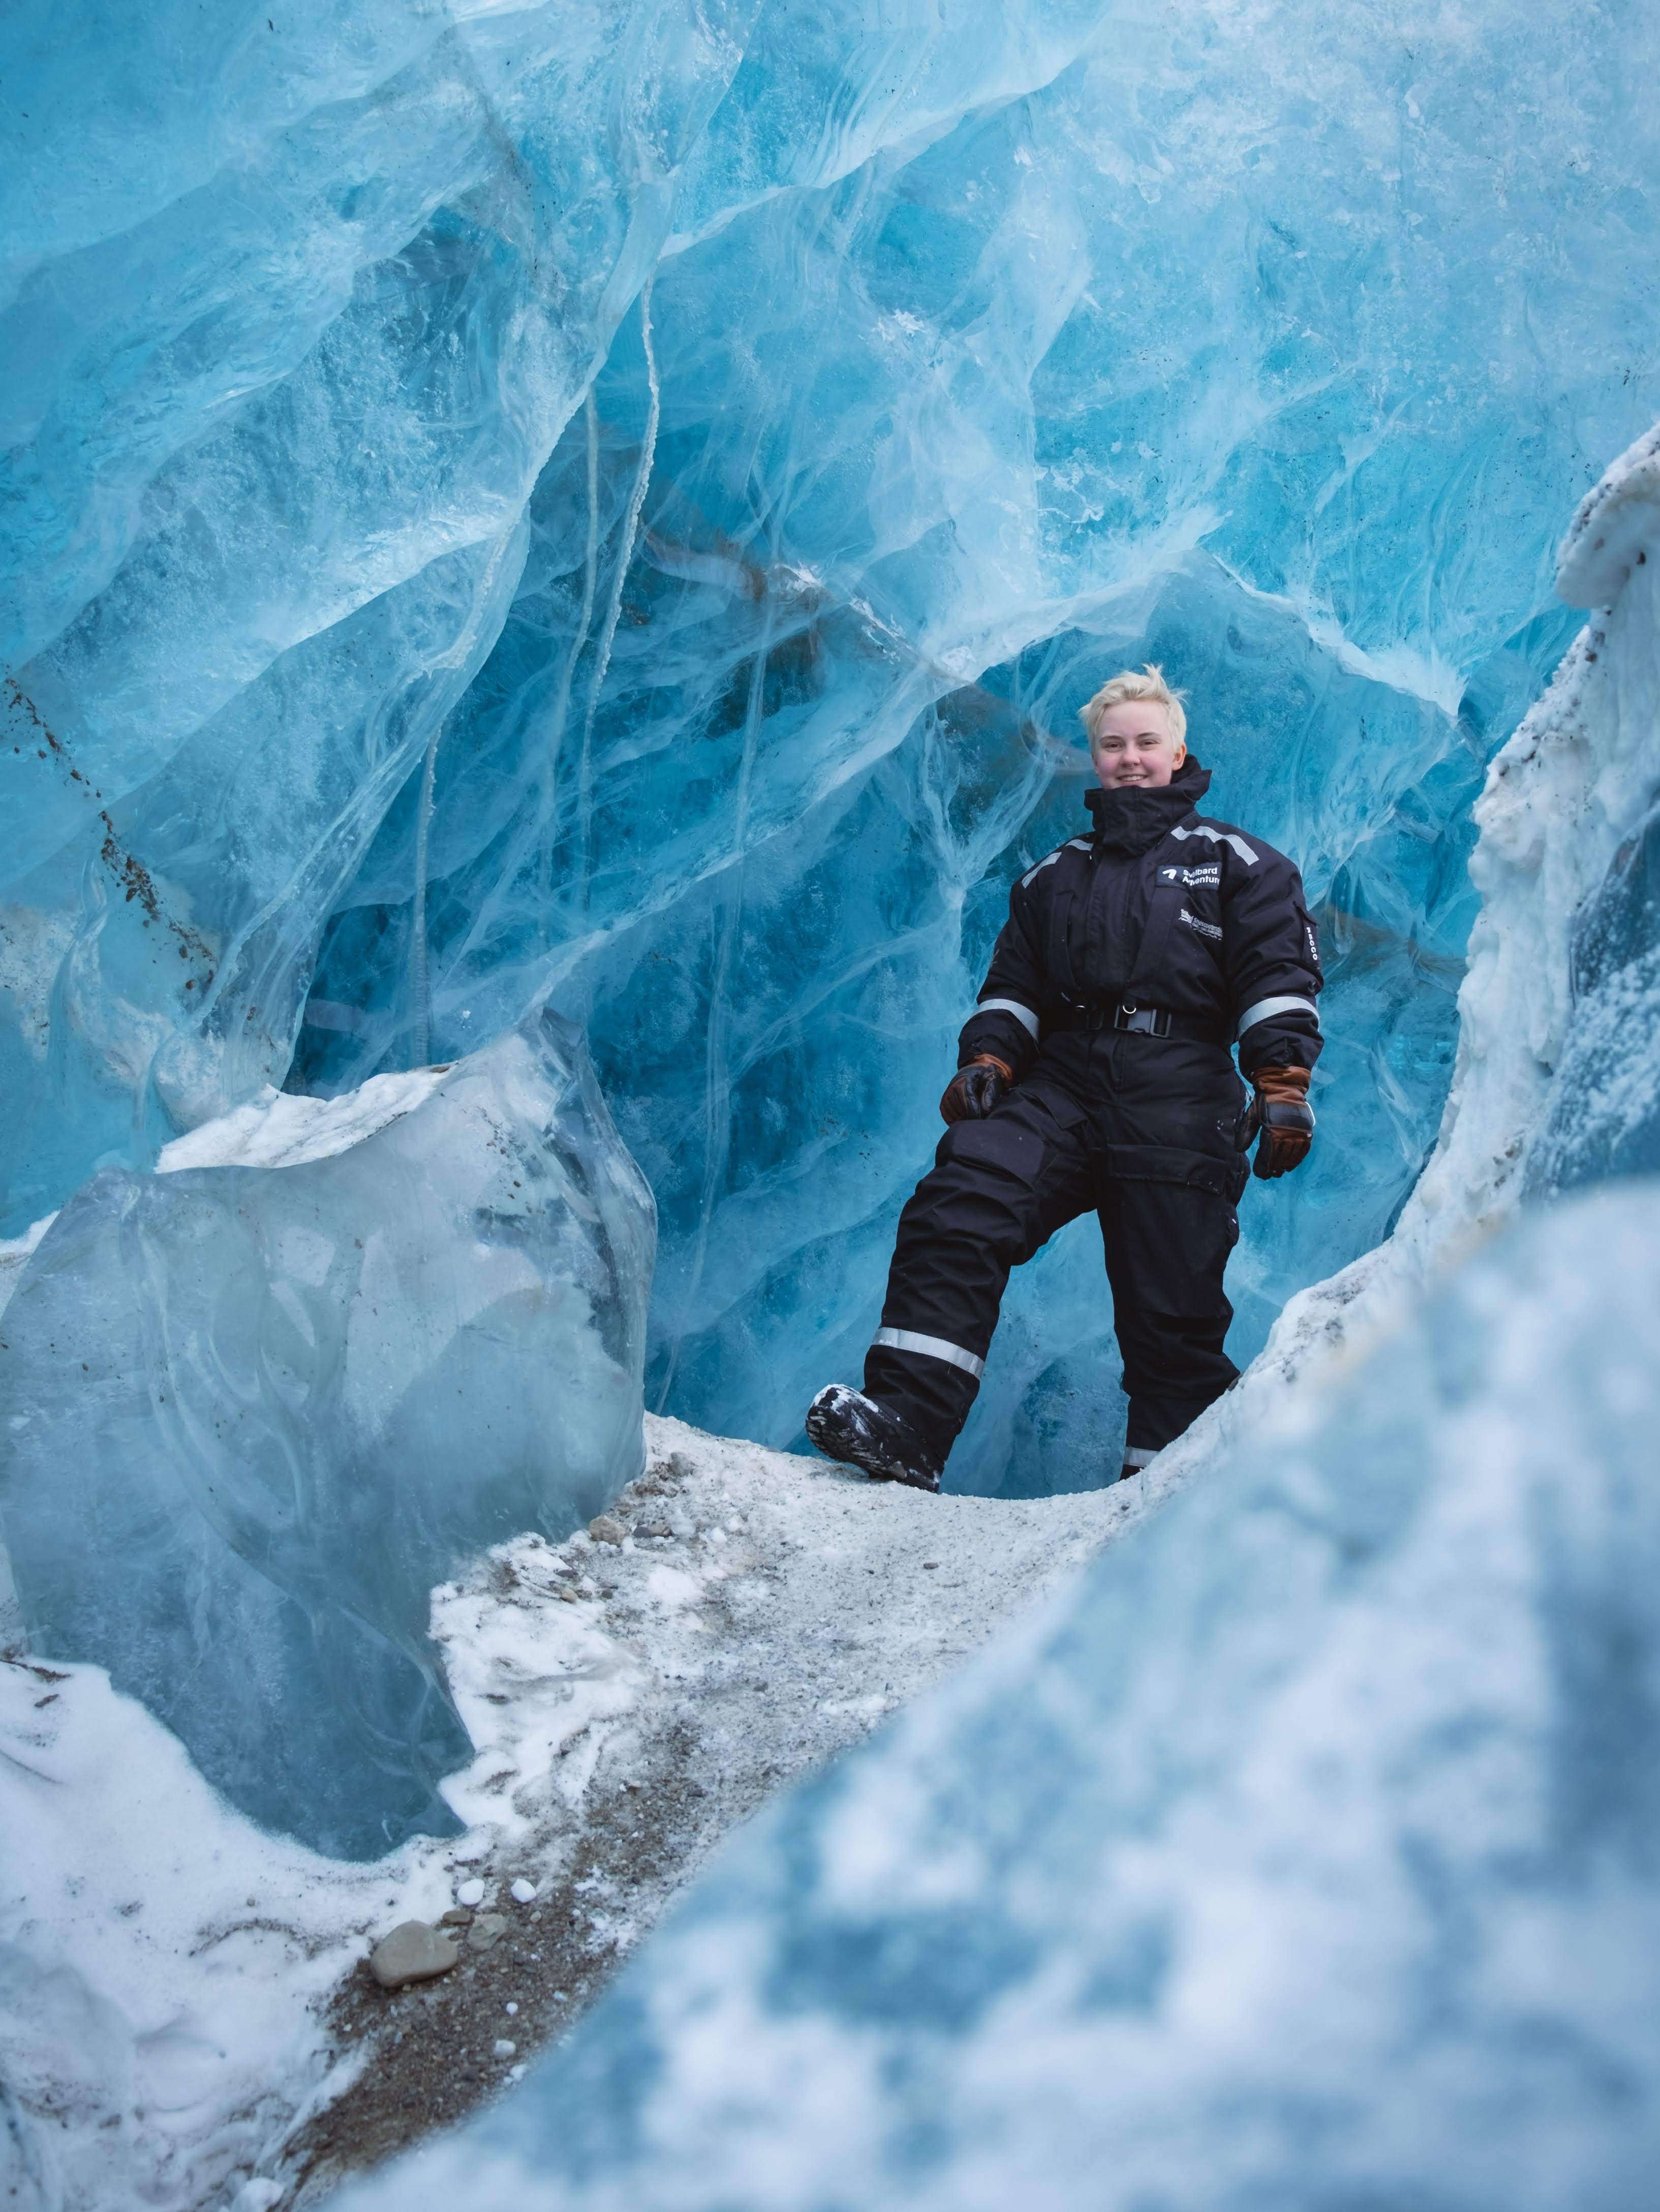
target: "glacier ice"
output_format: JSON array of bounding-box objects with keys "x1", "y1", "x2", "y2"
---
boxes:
[
  {"x1": 331, "y1": 1178, "x2": 1660, "y2": 2212},
  {"x1": 0, "y1": 1009, "x2": 654, "y2": 1857},
  {"x1": 1, "y1": 0, "x2": 1659, "y2": 2183},
  {"x1": 6, "y1": 0, "x2": 1660, "y2": 1495}
]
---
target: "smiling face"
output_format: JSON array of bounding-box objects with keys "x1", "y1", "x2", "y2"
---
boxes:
[{"x1": 1090, "y1": 699, "x2": 1187, "y2": 789}]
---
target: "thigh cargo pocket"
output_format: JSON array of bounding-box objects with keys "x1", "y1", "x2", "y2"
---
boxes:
[
  {"x1": 939, "y1": 1114, "x2": 1048, "y2": 1186},
  {"x1": 1102, "y1": 1142, "x2": 1249, "y2": 1208}
]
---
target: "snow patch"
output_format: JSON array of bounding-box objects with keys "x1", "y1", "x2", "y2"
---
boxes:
[
  {"x1": 153, "y1": 1069, "x2": 451, "y2": 1174},
  {"x1": 0, "y1": 1654, "x2": 448, "y2": 2212},
  {"x1": 1556, "y1": 420, "x2": 1660, "y2": 607}
]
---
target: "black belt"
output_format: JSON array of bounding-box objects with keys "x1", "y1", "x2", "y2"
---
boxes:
[{"x1": 1052, "y1": 999, "x2": 1228, "y2": 1046}]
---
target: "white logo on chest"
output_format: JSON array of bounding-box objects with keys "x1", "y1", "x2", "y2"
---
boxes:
[{"x1": 1159, "y1": 863, "x2": 1221, "y2": 890}]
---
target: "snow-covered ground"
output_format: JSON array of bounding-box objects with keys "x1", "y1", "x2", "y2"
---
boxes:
[{"x1": 1, "y1": 1415, "x2": 1141, "y2": 2211}]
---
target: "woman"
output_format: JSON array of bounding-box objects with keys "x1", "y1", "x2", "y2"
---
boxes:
[{"x1": 807, "y1": 665, "x2": 1322, "y2": 1491}]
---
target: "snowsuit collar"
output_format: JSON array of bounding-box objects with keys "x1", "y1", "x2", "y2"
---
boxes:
[{"x1": 1083, "y1": 756, "x2": 1212, "y2": 857}]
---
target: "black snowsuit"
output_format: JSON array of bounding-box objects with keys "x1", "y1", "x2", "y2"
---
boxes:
[{"x1": 866, "y1": 758, "x2": 1323, "y2": 1472}]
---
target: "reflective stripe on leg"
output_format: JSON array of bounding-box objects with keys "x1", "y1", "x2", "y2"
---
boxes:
[
  {"x1": 871, "y1": 1327, "x2": 986, "y2": 1380},
  {"x1": 1121, "y1": 1444, "x2": 1159, "y2": 1469}
]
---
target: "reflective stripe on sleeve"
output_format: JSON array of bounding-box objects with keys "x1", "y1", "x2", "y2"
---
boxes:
[
  {"x1": 1170, "y1": 823, "x2": 1258, "y2": 865},
  {"x1": 1236, "y1": 994, "x2": 1321, "y2": 1039},
  {"x1": 973, "y1": 997, "x2": 1039, "y2": 1040},
  {"x1": 1121, "y1": 1445, "x2": 1159, "y2": 1469},
  {"x1": 1020, "y1": 837, "x2": 1092, "y2": 889},
  {"x1": 872, "y1": 1327, "x2": 986, "y2": 1381}
]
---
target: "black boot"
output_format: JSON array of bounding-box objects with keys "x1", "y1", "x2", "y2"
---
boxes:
[{"x1": 806, "y1": 1385, "x2": 942, "y2": 1493}]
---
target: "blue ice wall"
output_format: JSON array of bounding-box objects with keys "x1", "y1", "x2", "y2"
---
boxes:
[{"x1": 5, "y1": 0, "x2": 1659, "y2": 1492}]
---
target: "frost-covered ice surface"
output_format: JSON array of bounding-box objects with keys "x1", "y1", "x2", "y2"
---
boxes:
[
  {"x1": 6, "y1": 0, "x2": 1660, "y2": 1489},
  {"x1": 0, "y1": 1008, "x2": 653, "y2": 1857},
  {"x1": 334, "y1": 1183, "x2": 1660, "y2": 2212},
  {"x1": 0, "y1": 1417, "x2": 1132, "y2": 2211}
]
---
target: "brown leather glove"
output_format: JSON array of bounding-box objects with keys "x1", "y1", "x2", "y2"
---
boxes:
[
  {"x1": 940, "y1": 1053, "x2": 1012, "y2": 1125},
  {"x1": 1251, "y1": 1065, "x2": 1315, "y2": 1179}
]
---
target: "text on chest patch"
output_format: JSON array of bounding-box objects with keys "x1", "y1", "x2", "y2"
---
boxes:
[{"x1": 1159, "y1": 863, "x2": 1221, "y2": 889}]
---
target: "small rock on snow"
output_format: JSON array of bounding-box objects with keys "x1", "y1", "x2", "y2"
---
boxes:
[
  {"x1": 369, "y1": 1922, "x2": 460, "y2": 1989},
  {"x1": 589, "y1": 1515, "x2": 627, "y2": 1545},
  {"x1": 510, "y1": 1878, "x2": 537, "y2": 1903},
  {"x1": 467, "y1": 1912, "x2": 510, "y2": 1952}
]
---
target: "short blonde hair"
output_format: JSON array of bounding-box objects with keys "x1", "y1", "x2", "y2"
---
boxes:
[{"x1": 1079, "y1": 663, "x2": 1188, "y2": 752}]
